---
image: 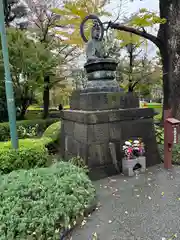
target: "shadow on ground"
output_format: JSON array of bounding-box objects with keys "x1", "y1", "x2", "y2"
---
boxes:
[{"x1": 71, "y1": 164, "x2": 180, "y2": 240}]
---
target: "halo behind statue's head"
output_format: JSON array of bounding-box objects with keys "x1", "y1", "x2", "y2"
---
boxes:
[{"x1": 80, "y1": 14, "x2": 104, "y2": 43}]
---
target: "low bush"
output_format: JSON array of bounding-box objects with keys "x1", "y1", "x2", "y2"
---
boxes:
[
  {"x1": 43, "y1": 121, "x2": 61, "y2": 142},
  {"x1": 154, "y1": 112, "x2": 162, "y2": 122},
  {"x1": 0, "y1": 138, "x2": 51, "y2": 174},
  {"x1": 0, "y1": 162, "x2": 96, "y2": 240},
  {"x1": 0, "y1": 118, "x2": 59, "y2": 141},
  {"x1": 43, "y1": 121, "x2": 61, "y2": 153},
  {"x1": 154, "y1": 124, "x2": 164, "y2": 144},
  {"x1": 69, "y1": 156, "x2": 89, "y2": 173},
  {"x1": 158, "y1": 144, "x2": 180, "y2": 164}
]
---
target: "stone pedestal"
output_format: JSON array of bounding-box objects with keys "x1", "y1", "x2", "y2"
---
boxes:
[
  {"x1": 122, "y1": 157, "x2": 146, "y2": 177},
  {"x1": 60, "y1": 58, "x2": 160, "y2": 180},
  {"x1": 60, "y1": 108, "x2": 160, "y2": 180}
]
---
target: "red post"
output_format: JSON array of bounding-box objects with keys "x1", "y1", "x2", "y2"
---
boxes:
[{"x1": 164, "y1": 109, "x2": 172, "y2": 169}]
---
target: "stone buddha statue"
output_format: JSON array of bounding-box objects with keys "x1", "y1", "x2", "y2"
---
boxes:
[{"x1": 85, "y1": 20, "x2": 107, "y2": 61}]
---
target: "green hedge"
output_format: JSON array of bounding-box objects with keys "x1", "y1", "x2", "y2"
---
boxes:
[
  {"x1": 43, "y1": 121, "x2": 61, "y2": 142},
  {"x1": 0, "y1": 118, "x2": 59, "y2": 141},
  {"x1": 158, "y1": 144, "x2": 180, "y2": 164},
  {"x1": 0, "y1": 162, "x2": 96, "y2": 240},
  {"x1": 155, "y1": 125, "x2": 164, "y2": 144},
  {"x1": 0, "y1": 138, "x2": 51, "y2": 174},
  {"x1": 42, "y1": 121, "x2": 61, "y2": 154}
]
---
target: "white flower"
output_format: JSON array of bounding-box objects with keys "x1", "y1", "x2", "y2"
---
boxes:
[
  {"x1": 123, "y1": 146, "x2": 128, "y2": 150},
  {"x1": 125, "y1": 141, "x2": 131, "y2": 146},
  {"x1": 133, "y1": 140, "x2": 140, "y2": 144},
  {"x1": 133, "y1": 144, "x2": 139, "y2": 147}
]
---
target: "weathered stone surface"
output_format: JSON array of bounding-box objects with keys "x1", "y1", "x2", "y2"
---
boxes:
[
  {"x1": 64, "y1": 120, "x2": 75, "y2": 137},
  {"x1": 70, "y1": 91, "x2": 139, "y2": 111},
  {"x1": 74, "y1": 123, "x2": 87, "y2": 142},
  {"x1": 88, "y1": 143, "x2": 111, "y2": 167},
  {"x1": 85, "y1": 80, "x2": 120, "y2": 92},
  {"x1": 70, "y1": 91, "x2": 80, "y2": 109},
  {"x1": 61, "y1": 107, "x2": 160, "y2": 180},
  {"x1": 84, "y1": 58, "x2": 117, "y2": 73},
  {"x1": 87, "y1": 70, "x2": 116, "y2": 80},
  {"x1": 64, "y1": 135, "x2": 77, "y2": 157},
  {"x1": 64, "y1": 135, "x2": 88, "y2": 162},
  {"x1": 61, "y1": 108, "x2": 155, "y2": 124},
  {"x1": 108, "y1": 108, "x2": 155, "y2": 122},
  {"x1": 109, "y1": 122, "x2": 121, "y2": 141},
  {"x1": 122, "y1": 92, "x2": 139, "y2": 108},
  {"x1": 86, "y1": 111, "x2": 109, "y2": 124},
  {"x1": 88, "y1": 124, "x2": 109, "y2": 143}
]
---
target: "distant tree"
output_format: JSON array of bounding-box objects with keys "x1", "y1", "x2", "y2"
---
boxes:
[
  {"x1": 0, "y1": 29, "x2": 59, "y2": 119},
  {"x1": 116, "y1": 36, "x2": 155, "y2": 94},
  {"x1": 3, "y1": 0, "x2": 27, "y2": 27},
  {"x1": 53, "y1": 0, "x2": 111, "y2": 46},
  {"x1": 25, "y1": 0, "x2": 81, "y2": 118},
  {"x1": 71, "y1": 68, "x2": 87, "y2": 90}
]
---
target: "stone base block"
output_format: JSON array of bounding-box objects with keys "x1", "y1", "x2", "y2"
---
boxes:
[
  {"x1": 70, "y1": 91, "x2": 139, "y2": 110},
  {"x1": 88, "y1": 163, "x2": 119, "y2": 181},
  {"x1": 60, "y1": 108, "x2": 160, "y2": 180},
  {"x1": 122, "y1": 157, "x2": 146, "y2": 177}
]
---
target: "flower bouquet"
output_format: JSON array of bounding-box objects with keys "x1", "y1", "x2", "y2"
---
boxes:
[{"x1": 122, "y1": 139, "x2": 146, "y2": 176}]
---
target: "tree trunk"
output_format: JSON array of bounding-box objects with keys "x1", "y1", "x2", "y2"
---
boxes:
[
  {"x1": 128, "y1": 47, "x2": 134, "y2": 92},
  {"x1": 157, "y1": 0, "x2": 172, "y2": 118},
  {"x1": 19, "y1": 98, "x2": 29, "y2": 119},
  {"x1": 43, "y1": 76, "x2": 50, "y2": 119},
  {"x1": 168, "y1": 1, "x2": 180, "y2": 118},
  {"x1": 18, "y1": 86, "x2": 31, "y2": 120},
  {"x1": 158, "y1": 0, "x2": 180, "y2": 118},
  {"x1": 109, "y1": 0, "x2": 180, "y2": 119}
]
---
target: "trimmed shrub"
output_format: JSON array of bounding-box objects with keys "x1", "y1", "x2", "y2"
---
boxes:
[
  {"x1": 43, "y1": 121, "x2": 61, "y2": 142},
  {"x1": 0, "y1": 138, "x2": 51, "y2": 174},
  {"x1": 0, "y1": 118, "x2": 59, "y2": 141},
  {"x1": 43, "y1": 121, "x2": 61, "y2": 153},
  {"x1": 0, "y1": 162, "x2": 96, "y2": 240}
]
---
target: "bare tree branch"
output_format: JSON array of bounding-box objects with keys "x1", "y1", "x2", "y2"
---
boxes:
[{"x1": 109, "y1": 21, "x2": 162, "y2": 48}]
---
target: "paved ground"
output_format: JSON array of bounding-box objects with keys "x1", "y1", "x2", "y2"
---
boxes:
[{"x1": 71, "y1": 164, "x2": 180, "y2": 240}]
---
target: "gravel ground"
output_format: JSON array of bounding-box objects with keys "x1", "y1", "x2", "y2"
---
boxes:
[{"x1": 70, "y1": 164, "x2": 180, "y2": 240}]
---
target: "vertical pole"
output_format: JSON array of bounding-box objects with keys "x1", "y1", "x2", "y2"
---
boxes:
[
  {"x1": 164, "y1": 109, "x2": 172, "y2": 169},
  {"x1": 0, "y1": 0, "x2": 18, "y2": 148}
]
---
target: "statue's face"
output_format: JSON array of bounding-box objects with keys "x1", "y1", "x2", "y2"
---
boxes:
[{"x1": 91, "y1": 25, "x2": 101, "y2": 40}]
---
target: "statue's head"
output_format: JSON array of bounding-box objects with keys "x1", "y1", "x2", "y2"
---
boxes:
[{"x1": 91, "y1": 20, "x2": 101, "y2": 40}]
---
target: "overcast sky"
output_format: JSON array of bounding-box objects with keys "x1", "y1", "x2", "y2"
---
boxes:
[{"x1": 107, "y1": 0, "x2": 159, "y2": 18}]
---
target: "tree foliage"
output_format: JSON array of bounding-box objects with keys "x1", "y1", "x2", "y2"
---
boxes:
[
  {"x1": 118, "y1": 56, "x2": 159, "y2": 97},
  {"x1": 53, "y1": 0, "x2": 111, "y2": 46},
  {"x1": 3, "y1": 0, "x2": 27, "y2": 27},
  {"x1": 25, "y1": 0, "x2": 82, "y2": 117},
  {"x1": 0, "y1": 29, "x2": 59, "y2": 118},
  {"x1": 119, "y1": 40, "x2": 155, "y2": 92},
  {"x1": 106, "y1": 0, "x2": 180, "y2": 118}
]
